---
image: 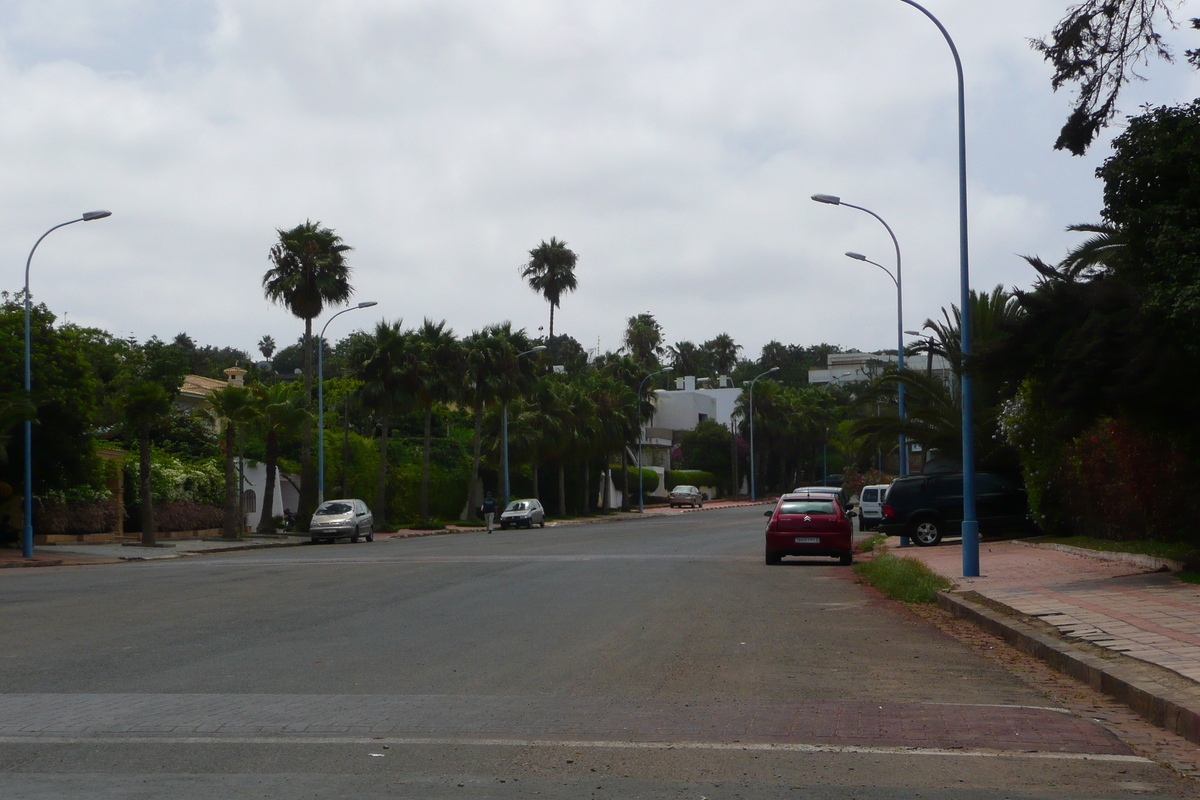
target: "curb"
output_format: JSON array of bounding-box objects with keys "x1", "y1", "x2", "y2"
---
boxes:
[
  {"x1": 1012, "y1": 539, "x2": 1185, "y2": 573},
  {"x1": 937, "y1": 590, "x2": 1200, "y2": 745}
]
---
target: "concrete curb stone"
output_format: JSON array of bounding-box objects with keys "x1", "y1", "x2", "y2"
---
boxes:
[
  {"x1": 1012, "y1": 539, "x2": 1186, "y2": 573},
  {"x1": 938, "y1": 590, "x2": 1200, "y2": 745}
]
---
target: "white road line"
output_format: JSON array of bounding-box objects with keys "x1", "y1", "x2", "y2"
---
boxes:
[{"x1": 0, "y1": 736, "x2": 1150, "y2": 762}]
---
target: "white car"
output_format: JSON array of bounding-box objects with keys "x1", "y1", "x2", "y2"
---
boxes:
[
  {"x1": 857, "y1": 484, "x2": 891, "y2": 531},
  {"x1": 668, "y1": 485, "x2": 704, "y2": 508},
  {"x1": 500, "y1": 499, "x2": 545, "y2": 529},
  {"x1": 309, "y1": 499, "x2": 374, "y2": 543}
]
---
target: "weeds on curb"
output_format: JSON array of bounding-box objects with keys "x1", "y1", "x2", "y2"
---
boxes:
[{"x1": 853, "y1": 549, "x2": 951, "y2": 604}]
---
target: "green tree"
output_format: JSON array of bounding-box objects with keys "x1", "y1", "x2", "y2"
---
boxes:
[
  {"x1": 1032, "y1": 0, "x2": 1200, "y2": 154},
  {"x1": 348, "y1": 321, "x2": 421, "y2": 523},
  {"x1": 622, "y1": 313, "x2": 664, "y2": 368},
  {"x1": 666, "y1": 341, "x2": 705, "y2": 376},
  {"x1": 262, "y1": 220, "x2": 354, "y2": 529},
  {"x1": 251, "y1": 382, "x2": 308, "y2": 532},
  {"x1": 258, "y1": 335, "x2": 276, "y2": 361},
  {"x1": 521, "y1": 237, "x2": 578, "y2": 339},
  {"x1": 415, "y1": 319, "x2": 462, "y2": 522},
  {"x1": 208, "y1": 385, "x2": 258, "y2": 538},
  {"x1": 703, "y1": 333, "x2": 742, "y2": 376}
]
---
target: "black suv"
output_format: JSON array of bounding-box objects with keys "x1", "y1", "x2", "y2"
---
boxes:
[{"x1": 878, "y1": 472, "x2": 1029, "y2": 546}]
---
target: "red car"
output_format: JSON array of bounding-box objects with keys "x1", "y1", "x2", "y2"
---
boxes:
[{"x1": 764, "y1": 492, "x2": 855, "y2": 566}]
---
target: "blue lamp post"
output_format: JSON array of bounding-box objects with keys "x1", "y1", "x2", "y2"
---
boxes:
[
  {"x1": 637, "y1": 367, "x2": 673, "y2": 513},
  {"x1": 22, "y1": 210, "x2": 112, "y2": 558},
  {"x1": 502, "y1": 345, "x2": 546, "y2": 508},
  {"x1": 747, "y1": 366, "x2": 779, "y2": 501},
  {"x1": 895, "y1": 0, "x2": 977, "y2": 576},
  {"x1": 317, "y1": 301, "x2": 377, "y2": 504}
]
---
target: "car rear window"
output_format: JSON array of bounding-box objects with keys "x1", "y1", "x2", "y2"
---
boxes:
[
  {"x1": 862, "y1": 489, "x2": 877, "y2": 502},
  {"x1": 316, "y1": 502, "x2": 352, "y2": 515},
  {"x1": 778, "y1": 500, "x2": 835, "y2": 515}
]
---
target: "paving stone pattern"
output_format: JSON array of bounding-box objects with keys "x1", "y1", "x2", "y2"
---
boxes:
[
  {"x1": 891, "y1": 541, "x2": 1200, "y2": 682},
  {"x1": 0, "y1": 694, "x2": 1130, "y2": 754}
]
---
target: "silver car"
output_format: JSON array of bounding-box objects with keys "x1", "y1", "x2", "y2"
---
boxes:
[
  {"x1": 309, "y1": 499, "x2": 374, "y2": 543},
  {"x1": 668, "y1": 485, "x2": 704, "y2": 508},
  {"x1": 500, "y1": 499, "x2": 545, "y2": 529}
]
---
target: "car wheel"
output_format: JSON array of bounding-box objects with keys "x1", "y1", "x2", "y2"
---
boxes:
[
  {"x1": 697, "y1": 501, "x2": 702, "y2": 508},
  {"x1": 839, "y1": 552, "x2": 854, "y2": 566},
  {"x1": 912, "y1": 517, "x2": 943, "y2": 547},
  {"x1": 351, "y1": 527, "x2": 360, "y2": 543},
  {"x1": 366, "y1": 527, "x2": 374, "y2": 542},
  {"x1": 310, "y1": 536, "x2": 319, "y2": 544},
  {"x1": 765, "y1": 548, "x2": 782, "y2": 566},
  {"x1": 500, "y1": 522, "x2": 509, "y2": 530},
  {"x1": 539, "y1": 519, "x2": 545, "y2": 528}
]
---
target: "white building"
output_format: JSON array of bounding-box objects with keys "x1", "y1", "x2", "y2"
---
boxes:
[{"x1": 809, "y1": 351, "x2": 954, "y2": 389}]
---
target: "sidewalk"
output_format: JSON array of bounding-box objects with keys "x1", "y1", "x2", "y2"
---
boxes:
[{"x1": 885, "y1": 537, "x2": 1200, "y2": 742}]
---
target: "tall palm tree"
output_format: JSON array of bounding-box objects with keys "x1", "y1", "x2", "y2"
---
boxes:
[
  {"x1": 123, "y1": 381, "x2": 173, "y2": 547},
  {"x1": 460, "y1": 324, "x2": 523, "y2": 520},
  {"x1": 622, "y1": 313, "x2": 664, "y2": 368},
  {"x1": 257, "y1": 335, "x2": 277, "y2": 361},
  {"x1": 521, "y1": 237, "x2": 578, "y2": 339},
  {"x1": 666, "y1": 341, "x2": 704, "y2": 376},
  {"x1": 704, "y1": 333, "x2": 742, "y2": 376},
  {"x1": 262, "y1": 220, "x2": 354, "y2": 528},
  {"x1": 251, "y1": 382, "x2": 308, "y2": 532},
  {"x1": 415, "y1": 319, "x2": 462, "y2": 522},
  {"x1": 208, "y1": 385, "x2": 258, "y2": 539},
  {"x1": 1022, "y1": 222, "x2": 1127, "y2": 284},
  {"x1": 348, "y1": 320, "x2": 421, "y2": 524}
]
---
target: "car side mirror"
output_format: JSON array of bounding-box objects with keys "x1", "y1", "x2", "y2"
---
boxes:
[{"x1": 763, "y1": 510, "x2": 772, "y2": 517}]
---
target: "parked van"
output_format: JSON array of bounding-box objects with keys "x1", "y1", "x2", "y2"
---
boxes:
[{"x1": 857, "y1": 484, "x2": 890, "y2": 531}]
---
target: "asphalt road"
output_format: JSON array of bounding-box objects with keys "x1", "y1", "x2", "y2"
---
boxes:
[{"x1": 1, "y1": 506, "x2": 1195, "y2": 799}]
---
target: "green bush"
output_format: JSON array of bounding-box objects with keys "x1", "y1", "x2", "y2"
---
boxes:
[
  {"x1": 853, "y1": 552, "x2": 951, "y2": 603},
  {"x1": 610, "y1": 467, "x2": 659, "y2": 496},
  {"x1": 665, "y1": 470, "x2": 717, "y2": 490}
]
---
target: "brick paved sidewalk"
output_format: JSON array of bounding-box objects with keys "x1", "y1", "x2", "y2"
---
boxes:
[{"x1": 886, "y1": 539, "x2": 1200, "y2": 683}]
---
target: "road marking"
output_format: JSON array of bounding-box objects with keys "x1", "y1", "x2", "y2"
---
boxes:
[
  {"x1": 180, "y1": 555, "x2": 764, "y2": 565},
  {"x1": 0, "y1": 735, "x2": 1150, "y2": 762}
]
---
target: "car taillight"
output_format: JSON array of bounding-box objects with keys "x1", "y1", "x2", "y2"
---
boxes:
[{"x1": 883, "y1": 504, "x2": 894, "y2": 518}]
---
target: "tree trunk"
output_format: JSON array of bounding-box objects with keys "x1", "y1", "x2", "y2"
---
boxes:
[
  {"x1": 139, "y1": 422, "x2": 155, "y2": 547},
  {"x1": 549, "y1": 303, "x2": 555, "y2": 340},
  {"x1": 602, "y1": 461, "x2": 610, "y2": 513},
  {"x1": 531, "y1": 457, "x2": 539, "y2": 500},
  {"x1": 222, "y1": 420, "x2": 239, "y2": 538},
  {"x1": 620, "y1": 446, "x2": 630, "y2": 512},
  {"x1": 420, "y1": 404, "x2": 432, "y2": 522},
  {"x1": 466, "y1": 404, "x2": 483, "y2": 521},
  {"x1": 297, "y1": 316, "x2": 316, "y2": 532},
  {"x1": 257, "y1": 428, "x2": 278, "y2": 533},
  {"x1": 557, "y1": 462, "x2": 566, "y2": 518},
  {"x1": 375, "y1": 408, "x2": 390, "y2": 525},
  {"x1": 582, "y1": 462, "x2": 590, "y2": 515}
]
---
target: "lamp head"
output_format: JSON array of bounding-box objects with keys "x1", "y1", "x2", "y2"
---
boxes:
[
  {"x1": 357, "y1": 301, "x2": 378, "y2": 308},
  {"x1": 811, "y1": 194, "x2": 841, "y2": 205},
  {"x1": 769, "y1": 366, "x2": 780, "y2": 373},
  {"x1": 845, "y1": 252, "x2": 867, "y2": 261},
  {"x1": 530, "y1": 346, "x2": 547, "y2": 353},
  {"x1": 82, "y1": 210, "x2": 112, "y2": 221},
  {"x1": 904, "y1": 330, "x2": 922, "y2": 336}
]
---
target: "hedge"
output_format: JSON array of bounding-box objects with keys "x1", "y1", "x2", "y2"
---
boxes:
[
  {"x1": 608, "y1": 467, "x2": 659, "y2": 495},
  {"x1": 665, "y1": 470, "x2": 718, "y2": 490}
]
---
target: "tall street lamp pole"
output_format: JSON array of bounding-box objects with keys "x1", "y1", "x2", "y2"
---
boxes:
[
  {"x1": 637, "y1": 367, "x2": 673, "y2": 513},
  {"x1": 811, "y1": 194, "x2": 906, "y2": 477},
  {"x1": 747, "y1": 366, "x2": 779, "y2": 501},
  {"x1": 22, "y1": 210, "x2": 112, "y2": 558},
  {"x1": 317, "y1": 301, "x2": 377, "y2": 504},
  {"x1": 844, "y1": 251, "x2": 908, "y2": 477},
  {"x1": 895, "y1": 0, "x2": 977, "y2": 576},
  {"x1": 503, "y1": 345, "x2": 546, "y2": 508}
]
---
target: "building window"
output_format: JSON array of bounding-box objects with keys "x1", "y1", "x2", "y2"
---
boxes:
[
  {"x1": 698, "y1": 413, "x2": 709, "y2": 423},
  {"x1": 243, "y1": 490, "x2": 256, "y2": 513}
]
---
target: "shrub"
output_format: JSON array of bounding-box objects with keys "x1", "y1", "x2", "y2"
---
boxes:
[
  {"x1": 34, "y1": 498, "x2": 124, "y2": 535},
  {"x1": 841, "y1": 465, "x2": 893, "y2": 501},
  {"x1": 151, "y1": 501, "x2": 224, "y2": 533},
  {"x1": 665, "y1": 470, "x2": 717, "y2": 490},
  {"x1": 609, "y1": 467, "x2": 660, "y2": 496}
]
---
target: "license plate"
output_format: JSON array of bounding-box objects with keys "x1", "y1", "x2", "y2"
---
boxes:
[{"x1": 794, "y1": 536, "x2": 820, "y2": 544}]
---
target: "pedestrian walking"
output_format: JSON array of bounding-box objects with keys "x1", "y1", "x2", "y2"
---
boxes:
[{"x1": 482, "y1": 492, "x2": 497, "y2": 533}]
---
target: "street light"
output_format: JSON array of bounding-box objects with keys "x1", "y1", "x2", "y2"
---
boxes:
[
  {"x1": 906, "y1": 329, "x2": 935, "y2": 378},
  {"x1": 811, "y1": 193, "x2": 906, "y2": 477},
  {"x1": 844, "y1": 250, "x2": 908, "y2": 477},
  {"x1": 637, "y1": 367, "x2": 673, "y2": 512},
  {"x1": 747, "y1": 367, "x2": 779, "y2": 501},
  {"x1": 895, "y1": 0, "x2": 978, "y2": 576},
  {"x1": 317, "y1": 301, "x2": 377, "y2": 504},
  {"x1": 22, "y1": 210, "x2": 112, "y2": 557},
  {"x1": 502, "y1": 345, "x2": 546, "y2": 508}
]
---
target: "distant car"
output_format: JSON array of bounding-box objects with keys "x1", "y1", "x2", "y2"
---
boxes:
[
  {"x1": 764, "y1": 492, "x2": 856, "y2": 566},
  {"x1": 792, "y1": 485, "x2": 850, "y2": 513},
  {"x1": 857, "y1": 484, "x2": 891, "y2": 531},
  {"x1": 878, "y1": 472, "x2": 1029, "y2": 546},
  {"x1": 309, "y1": 499, "x2": 374, "y2": 544},
  {"x1": 500, "y1": 498, "x2": 545, "y2": 529},
  {"x1": 668, "y1": 485, "x2": 704, "y2": 508}
]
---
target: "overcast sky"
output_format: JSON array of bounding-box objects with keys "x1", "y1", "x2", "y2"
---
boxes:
[{"x1": 3, "y1": 0, "x2": 1199, "y2": 365}]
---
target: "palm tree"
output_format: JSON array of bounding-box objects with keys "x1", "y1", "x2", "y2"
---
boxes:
[
  {"x1": 251, "y1": 382, "x2": 308, "y2": 532},
  {"x1": 348, "y1": 320, "x2": 421, "y2": 524},
  {"x1": 622, "y1": 313, "x2": 664, "y2": 368},
  {"x1": 521, "y1": 237, "x2": 578, "y2": 339},
  {"x1": 704, "y1": 333, "x2": 742, "y2": 376},
  {"x1": 666, "y1": 341, "x2": 704, "y2": 376},
  {"x1": 460, "y1": 324, "x2": 525, "y2": 520},
  {"x1": 1022, "y1": 222, "x2": 1127, "y2": 284},
  {"x1": 415, "y1": 319, "x2": 462, "y2": 522},
  {"x1": 257, "y1": 335, "x2": 277, "y2": 361},
  {"x1": 208, "y1": 385, "x2": 258, "y2": 538},
  {"x1": 262, "y1": 220, "x2": 354, "y2": 528},
  {"x1": 123, "y1": 381, "x2": 173, "y2": 547},
  {"x1": 917, "y1": 285, "x2": 1024, "y2": 376}
]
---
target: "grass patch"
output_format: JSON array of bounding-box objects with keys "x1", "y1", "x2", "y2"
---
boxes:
[
  {"x1": 853, "y1": 552, "x2": 952, "y2": 604},
  {"x1": 1024, "y1": 535, "x2": 1198, "y2": 563},
  {"x1": 857, "y1": 533, "x2": 888, "y2": 553},
  {"x1": 1176, "y1": 572, "x2": 1200, "y2": 585}
]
